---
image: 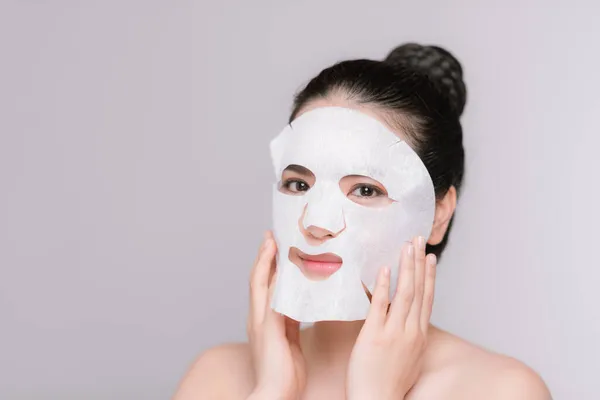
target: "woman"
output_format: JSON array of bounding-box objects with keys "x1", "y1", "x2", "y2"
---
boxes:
[{"x1": 173, "y1": 43, "x2": 551, "y2": 399}]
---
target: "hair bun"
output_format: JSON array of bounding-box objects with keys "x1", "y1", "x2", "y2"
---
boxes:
[{"x1": 384, "y1": 43, "x2": 467, "y2": 117}]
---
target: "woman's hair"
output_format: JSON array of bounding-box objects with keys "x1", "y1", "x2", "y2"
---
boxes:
[{"x1": 289, "y1": 43, "x2": 467, "y2": 259}]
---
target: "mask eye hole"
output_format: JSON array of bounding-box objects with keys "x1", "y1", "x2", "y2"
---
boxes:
[
  {"x1": 279, "y1": 164, "x2": 316, "y2": 196},
  {"x1": 339, "y1": 175, "x2": 394, "y2": 207}
]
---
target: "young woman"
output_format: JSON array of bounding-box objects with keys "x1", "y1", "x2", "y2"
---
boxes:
[{"x1": 173, "y1": 43, "x2": 551, "y2": 400}]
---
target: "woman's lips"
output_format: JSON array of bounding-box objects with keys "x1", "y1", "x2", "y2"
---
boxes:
[{"x1": 289, "y1": 247, "x2": 343, "y2": 280}]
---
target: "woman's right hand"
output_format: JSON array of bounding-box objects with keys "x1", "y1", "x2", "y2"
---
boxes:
[
  {"x1": 246, "y1": 232, "x2": 306, "y2": 400},
  {"x1": 346, "y1": 237, "x2": 437, "y2": 400}
]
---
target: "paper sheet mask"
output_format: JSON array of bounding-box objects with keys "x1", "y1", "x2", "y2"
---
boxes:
[{"x1": 269, "y1": 106, "x2": 435, "y2": 322}]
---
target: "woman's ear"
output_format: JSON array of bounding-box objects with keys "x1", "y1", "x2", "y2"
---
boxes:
[{"x1": 428, "y1": 186, "x2": 457, "y2": 245}]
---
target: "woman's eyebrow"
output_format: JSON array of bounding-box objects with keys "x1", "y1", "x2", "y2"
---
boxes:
[{"x1": 283, "y1": 164, "x2": 314, "y2": 177}]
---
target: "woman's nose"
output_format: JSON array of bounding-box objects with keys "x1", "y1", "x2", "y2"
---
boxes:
[
  {"x1": 305, "y1": 224, "x2": 336, "y2": 239},
  {"x1": 298, "y1": 204, "x2": 346, "y2": 244}
]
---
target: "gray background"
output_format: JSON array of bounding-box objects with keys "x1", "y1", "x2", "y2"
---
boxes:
[{"x1": 1, "y1": 1, "x2": 598, "y2": 399}]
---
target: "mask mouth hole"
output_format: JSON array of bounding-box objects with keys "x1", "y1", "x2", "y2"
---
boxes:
[{"x1": 288, "y1": 246, "x2": 343, "y2": 281}]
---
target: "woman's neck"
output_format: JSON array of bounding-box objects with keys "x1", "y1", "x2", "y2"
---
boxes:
[
  {"x1": 302, "y1": 320, "x2": 364, "y2": 365},
  {"x1": 301, "y1": 321, "x2": 442, "y2": 365}
]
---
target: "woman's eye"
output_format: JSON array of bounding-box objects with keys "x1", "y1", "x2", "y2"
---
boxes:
[
  {"x1": 283, "y1": 179, "x2": 310, "y2": 193},
  {"x1": 350, "y1": 185, "x2": 383, "y2": 198}
]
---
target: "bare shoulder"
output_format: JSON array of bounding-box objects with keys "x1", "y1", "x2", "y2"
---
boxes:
[
  {"x1": 172, "y1": 342, "x2": 254, "y2": 400},
  {"x1": 410, "y1": 328, "x2": 551, "y2": 400}
]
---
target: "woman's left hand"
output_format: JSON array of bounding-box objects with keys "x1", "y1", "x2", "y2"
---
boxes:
[{"x1": 346, "y1": 236, "x2": 437, "y2": 400}]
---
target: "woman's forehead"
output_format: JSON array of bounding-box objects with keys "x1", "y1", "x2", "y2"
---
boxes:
[
  {"x1": 272, "y1": 107, "x2": 429, "y2": 199},
  {"x1": 280, "y1": 108, "x2": 398, "y2": 171},
  {"x1": 294, "y1": 96, "x2": 409, "y2": 142}
]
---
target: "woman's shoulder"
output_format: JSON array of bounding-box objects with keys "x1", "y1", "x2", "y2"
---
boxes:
[
  {"x1": 411, "y1": 327, "x2": 551, "y2": 399},
  {"x1": 172, "y1": 342, "x2": 254, "y2": 400}
]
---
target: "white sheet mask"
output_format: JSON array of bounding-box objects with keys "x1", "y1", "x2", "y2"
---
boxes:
[{"x1": 269, "y1": 106, "x2": 435, "y2": 322}]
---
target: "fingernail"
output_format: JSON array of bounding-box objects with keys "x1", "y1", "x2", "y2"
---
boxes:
[
  {"x1": 407, "y1": 242, "x2": 414, "y2": 257},
  {"x1": 417, "y1": 236, "x2": 425, "y2": 250},
  {"x1": 428, "y1": 254, "x2": 437, "y2": 266},
  {"x1": 383, "y1": 267, "x2": 390, "y2": 277}
]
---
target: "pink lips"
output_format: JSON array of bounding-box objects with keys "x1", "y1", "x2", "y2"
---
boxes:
[{"x1": 289, "y1": 247, "x2": 343, "y2": 280}]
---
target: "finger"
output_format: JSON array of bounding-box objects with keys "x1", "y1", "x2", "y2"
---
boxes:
[
  {"x1": 264, "y1": 269, "x2": 286, "y2": 335},
  {"x1": 285, "y1": 316, "x2": 301, "y2": 346},
  {"x1": 247, "y1": 233, "x2": 269, "y2": 332},
  {"x1": 406, "y1": 236, "x2": 427, "y2": 328},
  {"x1": 265, "y1": 264, "x2": 282, "y2": 320},
  {"x1": 387, "y1": 241, "x2": 415, "y2": 328},
  {"x1": 420, "y1": 253, "x2": 437, "y2": 332},
  {"x1": 249, "y1": 231, "x2": 270, "y2": 285},
  {"x1": 267, "y1": 239, "x2": 278, "y2": 288},
  {"x1": 267, "y1": 269, "x2": 278, "y2": 306},
  {"x1": 364, "y1": 266, "x2": 391, "y2": 329},
  {"x1": 250, "y1": 236, "x2": 277, "y2": 325}
]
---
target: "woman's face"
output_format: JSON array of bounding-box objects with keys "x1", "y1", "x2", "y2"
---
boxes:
[
  {"x1": 280, "y1": 164, "x2": 394, "y2": 281},
  {"x1": 269, "y1": 100, "x2": 437, "y2": 322},
  {"x1": 284, "y1": 96, "x2": 409, "y2": 280}
]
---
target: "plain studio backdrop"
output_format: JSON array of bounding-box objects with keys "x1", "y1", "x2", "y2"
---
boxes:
[{"x1": 1, "y1": 1, "x2": 598, "y2": 399}]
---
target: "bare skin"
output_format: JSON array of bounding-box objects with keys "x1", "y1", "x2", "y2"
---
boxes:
[
  {"x1": 173, "y1": 97, "x2": 551, "y2": 400},
  {"x1": 174, "y1": 328, "x2": 549, "y2": 399},
  {"x1": 173, "y1": 239, "x2": 550, "y2": 400}
]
